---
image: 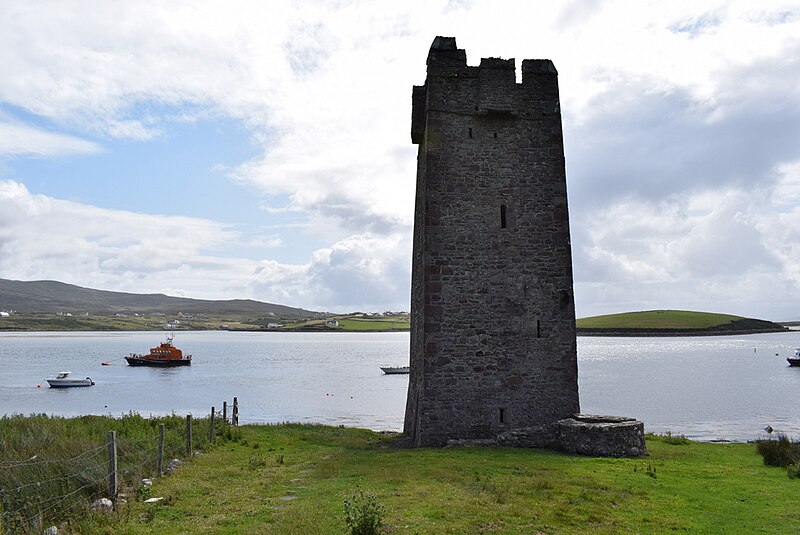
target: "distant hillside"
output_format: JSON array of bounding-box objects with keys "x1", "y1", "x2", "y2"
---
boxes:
[
  {"x1": 0, "y1": 278, "x2": 318, "y2": 320},
  {"x1": 576, "y1": 310, "x2": 787, "y2": 336}
]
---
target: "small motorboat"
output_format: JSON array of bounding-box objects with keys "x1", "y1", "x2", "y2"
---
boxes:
[
  {"x1": 46, "y1": 371, "x2": 94, "y2": 388},
  {"x1": 380, "y1": 366, "x2": 410, "y2": 375},
  {"x1": 126, "y1": 334, "x2": 192, "y2": 367},
  {"x1": 788, "y1": 348, "x2": 800, "y2": 367}
]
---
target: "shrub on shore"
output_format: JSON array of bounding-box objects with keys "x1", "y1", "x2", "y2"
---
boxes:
[{"x1": 755, "y1": 434, "x2": 800, "y2": 478}]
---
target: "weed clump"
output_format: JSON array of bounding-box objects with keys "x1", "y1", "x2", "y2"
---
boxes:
[
  {"x1": 660, "y1": 431, "x2": 689, "y2": 445},
  {"x1": 343, "y1": 490, "x2": 385, "y2": 535},
  {"x1": 756, "y1": 435, "x2": 800, "y2": 468},
  {"x1": 756, "y1": 434, "x2": 800, "y2": 478},
  {"x1": 787, "y1": 464, "x2": 800, "y2": 480}
]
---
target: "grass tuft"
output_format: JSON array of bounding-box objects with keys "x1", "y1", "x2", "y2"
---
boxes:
[{"x1": 756, "y1": 435, "x2": 800, "y2": 467}]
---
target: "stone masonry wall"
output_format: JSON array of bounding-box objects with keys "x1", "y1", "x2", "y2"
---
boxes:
[{"x1": 404, "y1": 37, "x2": 580, "y2": 447}]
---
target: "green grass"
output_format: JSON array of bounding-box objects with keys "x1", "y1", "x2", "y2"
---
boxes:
[
  {"x1": 284, "y1": 314, "x2": 410, "y2": 332},
  {"x1": 577, "y1": 310, "x2": 744, "y2": 330},
  {"x1": 335, "y1": 318, "x2": 410, "y2": 331},
  {"x1": 67, "y1": 425, "x2": 800, "y2": 534}
]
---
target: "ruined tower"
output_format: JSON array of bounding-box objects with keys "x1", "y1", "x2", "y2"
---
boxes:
[{"x1": 404, "y1": 37, "x2": 580, "y2": 447}]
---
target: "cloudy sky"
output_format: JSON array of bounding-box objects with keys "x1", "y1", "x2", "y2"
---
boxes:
[{"x1": 1, "y1": 1, "x2": 799, "y2": 320}]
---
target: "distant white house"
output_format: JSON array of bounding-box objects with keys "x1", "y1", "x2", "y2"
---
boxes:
[
  {"x1": 0, "y1": 311, "x2": 9, "y2": 318},
  {"x1": 325, "y1": 320, "x2": 339, "y2": 327},
  {"x1": 267, "y1": 323, "x2": 283, "y2": 329}
]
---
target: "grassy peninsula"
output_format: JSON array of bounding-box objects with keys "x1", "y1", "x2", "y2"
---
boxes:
[
  {"x1": 577, "y1": 310, "x2": 787, "y2": 336},
  {"x1": 4, "y1": 418, "x2": 798, "y2": 534}
]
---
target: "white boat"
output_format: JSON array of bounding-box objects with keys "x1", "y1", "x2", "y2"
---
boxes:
[
  {"x1": 788, "y1": 348, "x2": 800, "y2": 367},
  {"x1": 46, "y1": 371, "x2": 95, "y2": 388},
  {"x1": 380, "y1": 366, "x2": 410, "y2": 375}
]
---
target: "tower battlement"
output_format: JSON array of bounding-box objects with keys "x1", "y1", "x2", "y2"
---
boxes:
[{"x1": 412, "y1": 38, "x2": 560, "y2": 145}]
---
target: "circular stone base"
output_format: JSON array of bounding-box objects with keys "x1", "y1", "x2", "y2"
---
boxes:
[{"x1": 554, "y1": 414, "x2": 648, "y2": 457}]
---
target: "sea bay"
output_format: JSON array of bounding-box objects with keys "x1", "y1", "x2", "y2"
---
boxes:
[{"x1": 1, "y1": 330, "x2": 799, "y2": 442}]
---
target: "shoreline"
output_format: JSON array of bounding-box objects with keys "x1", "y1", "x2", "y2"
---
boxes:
[
  {"x1": 1, "y1": 327, "x2": 792, "y2": 336},
  {"x1": 577, "y1": 327, "x2": 789, "y2": 337}
]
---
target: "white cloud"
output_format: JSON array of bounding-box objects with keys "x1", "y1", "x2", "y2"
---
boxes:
[
  {"x1": 0, "y1": 180, "x2": 409, "y2": 311},
  {"x1": 305, "y1": 233, "x2": 411, "y2": 310},
  {"x1": 572, "y1": 184, "x2": 800, "y2": 320},
  {"x1": 0, "y1": 180, "x2": 239, "y2": 292},
  {"x1": 0, "y1": 122, "x2": 101, "y2": 156}
]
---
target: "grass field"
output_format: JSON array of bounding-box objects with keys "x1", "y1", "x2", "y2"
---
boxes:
[
  {"x1": 334, "y1": 317, "x2": 410, "y2": 331},
  {"x1": 283, "y1": 314, "x2": 410, "y2": 332},
  {"x1": 0, "y1": 313, "x2": 410, "y2": 333},
  {"x1": 576, "y1": 310, "x2": 745, "y2": 330},
  {"x1": 60, "y1": 424, "x2": 800, "y2": 534}
]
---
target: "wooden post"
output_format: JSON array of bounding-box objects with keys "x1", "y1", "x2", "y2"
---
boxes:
[
  {"x1": 186, "y1": 414, "x2": 193, "y2": 457},
  {"x1": 233, "y1": 397, "x2": 239, "y2": 426},
  {"x1": 107, "y1": 431, "x2": 118, "y2": 498},
  {"x1": 223, "y1": 401, "x2": 228, "y2": 424},
  {"x1": 209, "y1": 406, "x2": 215, "y2": 444},
  {"x1": 157, "y1": 424, "x2": 165, "y2": 476}
]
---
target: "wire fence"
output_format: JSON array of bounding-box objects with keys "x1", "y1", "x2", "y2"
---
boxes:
[{"x1": 0, "y1": 399, "x2": 239, "y2": 534}]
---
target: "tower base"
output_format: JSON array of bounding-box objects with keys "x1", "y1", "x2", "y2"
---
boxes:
[{"x1": 442, "y1": 414, "x2": 648, "y2": 457}]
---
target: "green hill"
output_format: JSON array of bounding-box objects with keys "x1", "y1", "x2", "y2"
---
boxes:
[
  {"x1": 0, "y1": 278, "x2": 318, "y2": 319},
  {"x1": 576, "y1": 310, "x2": 787, "y2": 336}
]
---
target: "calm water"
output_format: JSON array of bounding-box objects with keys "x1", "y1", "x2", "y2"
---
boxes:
[{"x1": 1, "y1": 330, "x2": 799, "y2": 442}]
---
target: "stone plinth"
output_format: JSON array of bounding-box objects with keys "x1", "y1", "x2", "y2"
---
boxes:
[{"x1": 554, "y1": 414, "x2": 647, "y2": 457}]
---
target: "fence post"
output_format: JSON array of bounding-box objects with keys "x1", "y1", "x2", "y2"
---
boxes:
[
  {"x1": 209, "y1": 406, "x2": 215, "y2": 444},
  {"x1": 157, "y1": 423, "x2": 165, "y2": 476},
  {"x1": 233, "y1": 397, "x2": 239, "y2": 426},
  {"x1": 107, "y1": 431, "x2": 118, "y2": 498},
  {"x1": 223, "y1": 401, "x2": 228, "y2": 424},
  {"x1": 186, "y1": 414, "x2": 193, "y2": 457}
]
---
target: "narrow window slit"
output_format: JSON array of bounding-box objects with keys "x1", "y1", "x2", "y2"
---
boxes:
[
  {"x1": 493, "y1": 132, "x2": 498, "y2": 138},
  {"x1": 499, "y1": 408, "x2": 505, "y2": 424},
  {"x1": 500, "y1": 205, "x2": 507, "y2": 229},
  {"x1": 468, "y1": 127, "x2": 473, "y2": 139},
  {"x1": 536, "y1": 320, "x2": 541, "y2": 338}
]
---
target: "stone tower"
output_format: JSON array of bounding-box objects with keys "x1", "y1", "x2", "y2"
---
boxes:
[{"x1": 404, "y1": 37, "x2": 580, "y2": 447}]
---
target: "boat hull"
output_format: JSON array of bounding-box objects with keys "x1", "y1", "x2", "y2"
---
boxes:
[
  {"x1": 788, "y1": 358, "x2": 800, "y2": 367},
  {"x1": 126, "y1": 356, "x2": 191, "y2": 367},
  {"x1": 381, "y1": 366, "x2": 409, "y2": 374},
  {"x1": 47, "y1": 379, "x2": 94, "y2": 388}
]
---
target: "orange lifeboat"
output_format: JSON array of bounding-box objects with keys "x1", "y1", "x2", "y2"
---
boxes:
[{"x1": 125, "y1": 334, "x2": 192, "y2": 367}]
